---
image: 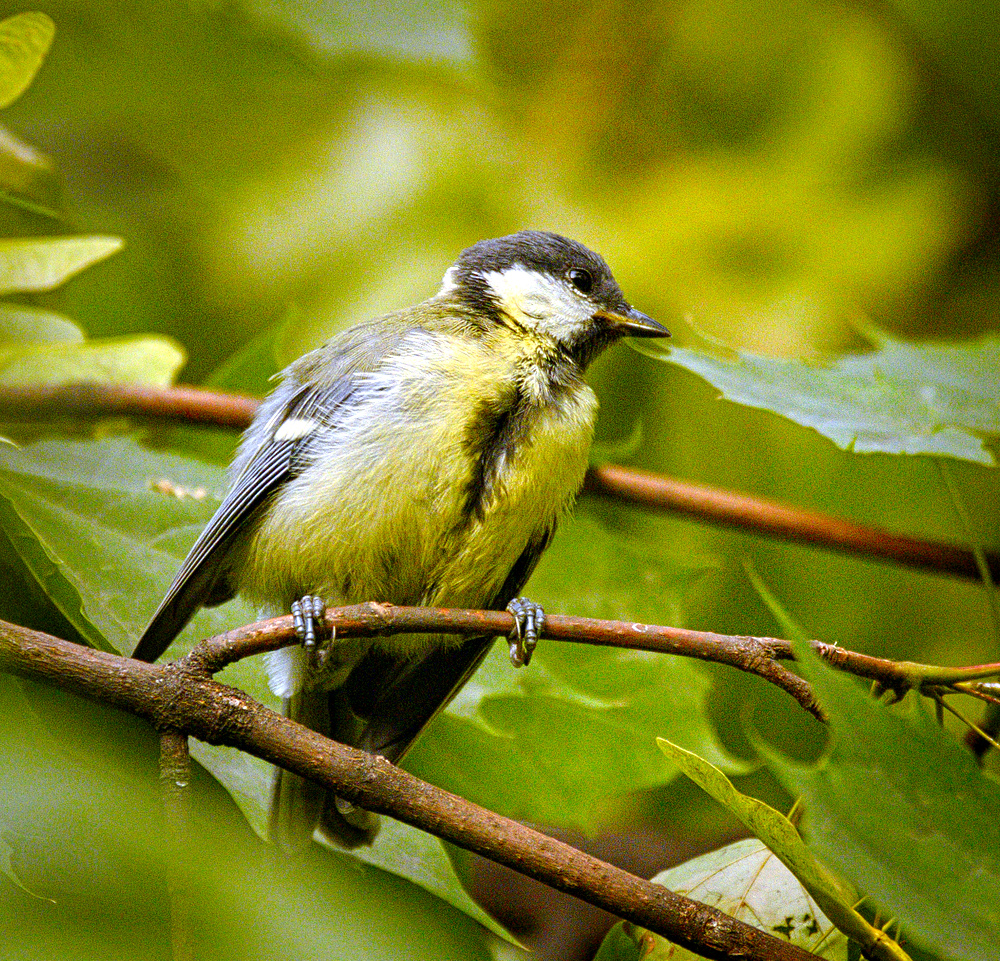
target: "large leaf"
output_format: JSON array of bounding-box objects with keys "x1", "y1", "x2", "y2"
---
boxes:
[
  {"x1": 0, "y1": 334, "x2": 185, "y2": 387},
  {"x1": 0, "y1": 236, "x2": 123, "y2": 294},
  {"x1": 764, "y1": 639, "x2": 1000, "y2": 961},
  {"x1": 658, "y1": 331, "x2": 1000, "y2": 465},
  {"x1": 595, "y1": 838, "x2": 850, "y2": 960},
  {"x1": 0, "y1": 12, "x2": 54, "y2": 109}
]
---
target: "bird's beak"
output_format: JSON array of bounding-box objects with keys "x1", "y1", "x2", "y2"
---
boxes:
[{"x1": 595, "y1": 307, "x2": 670, "y2": 338}]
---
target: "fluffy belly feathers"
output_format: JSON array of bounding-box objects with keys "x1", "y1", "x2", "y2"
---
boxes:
[{"x1": 234, "y1": 334, "x2": 597, "y2": 643}]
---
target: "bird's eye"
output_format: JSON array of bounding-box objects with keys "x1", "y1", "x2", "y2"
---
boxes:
[{"x1": 567, "y1": 268, "x2": 593, "y2": 294}]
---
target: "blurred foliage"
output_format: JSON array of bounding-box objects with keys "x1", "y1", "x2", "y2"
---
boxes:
[
  {"x1": 0, "y1": 0, "x2": 998, "y2": 959},
  {"x1": 0, "y1": 674, "x2": 495, "y2": 961},
  {"x1": 765, "y1": 640, "x2": 1000, "y2": 961}
]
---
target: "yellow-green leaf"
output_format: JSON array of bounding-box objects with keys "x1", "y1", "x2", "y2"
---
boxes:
[
  {"x1": 0, "y1": 13, "x2": 55, "y2": 109},
  {"x1": 0, "y1": 236, "x2": 123, "y2": 294},
  {"x1": 657, "y1": 738, "x2": 910, "y2": 961},
  {"x1": 0, "y1": 335, "x2": 185, "y2": 387}
]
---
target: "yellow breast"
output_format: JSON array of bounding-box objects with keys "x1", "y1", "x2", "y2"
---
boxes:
[{"x1": 235, "y1": 328, "x2": 597, "y2": 646}]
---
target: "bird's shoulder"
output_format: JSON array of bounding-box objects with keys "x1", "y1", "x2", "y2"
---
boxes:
[{"x1": 287, "y1": 301, "x2": 482, "y2": 387}]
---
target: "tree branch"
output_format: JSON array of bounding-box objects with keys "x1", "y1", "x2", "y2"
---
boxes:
[
  {"x1": 0, "y1": 382, "x2": 257, "y2": 428},
  {"x1": 3, "y1": 381, "x2": 995, "y2": 582},
  {"x1": 584, "y1": 464, "x2": 998, "y2": 582},
  {"x1": 0, "y1": 618, "x2": 821, "y2": 961},
  {"x1": 190, "y1": 603, "x2": 1000, "y2": 722}
]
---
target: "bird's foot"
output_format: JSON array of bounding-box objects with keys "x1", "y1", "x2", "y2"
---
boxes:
[
  {"x1": 291, "y1": 594, "x2": 326, "y2": 654},
  {"x1": 506, "y1": 596, "x2": 544, "y2": 668}
]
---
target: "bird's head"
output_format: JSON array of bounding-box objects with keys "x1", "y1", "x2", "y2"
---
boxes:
[{"x1": 437, "y1": 230, "x2": 668, "y2": 367}]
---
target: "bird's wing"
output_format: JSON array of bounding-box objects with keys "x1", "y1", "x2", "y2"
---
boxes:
[
  {"x1": 132, "y1": 380, "x2": 353, "y2": 661},
  {"x1": 133, "y1": 320, "x2": 411, "y2": 662}
]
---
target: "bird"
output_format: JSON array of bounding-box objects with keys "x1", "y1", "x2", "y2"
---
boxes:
[{"x1": 133, "y1": 230, "x2": 668, "y2": 848}]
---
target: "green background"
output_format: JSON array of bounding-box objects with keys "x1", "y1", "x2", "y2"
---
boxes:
[{"x1": 0, "y1": 2, "x2": 997, "y2": 959}]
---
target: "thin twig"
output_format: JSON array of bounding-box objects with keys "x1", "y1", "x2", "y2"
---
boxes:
[
  {"x1": 2, "y1": 381, "x2": 995, "y2": 583},
  {"x1": 189, "y1": 603, "x2": 1000, "y2": 715},
  {"x1": 0, "y1": 619, "x2": 820, "y2": 961},
  {"x1": 952, "y1": 682, "x2": 1000, "y2": 707},
  {"x1": 585, "y1": 464, "x2": 999, "y2": 582},
  {"x1": 932, "y1": 693, "x2": 1000, "y2": 754},
  {"x1": 159, "y1": 731, "x2": 195, "y2": 961}
]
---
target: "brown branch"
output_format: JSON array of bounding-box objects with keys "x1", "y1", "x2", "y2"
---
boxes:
[
  {"x1": 585, "y1": 464, "x2": 999, "y2": 582},
  {"x1": 2, "y1": 381, "x2": 995, "y2": 583},
  {"x1": 192, "y1": 603, "x2": 1000, "y2": 721},
  {"x1": 191, "y1": 603, "x2": 827, "y2": 721},
  {"x1": 0, "y1": 382, "x2": 258, "y2": 428},
  {"x1": 0, "y1": 619, "x2": 819, "y2": 961}
]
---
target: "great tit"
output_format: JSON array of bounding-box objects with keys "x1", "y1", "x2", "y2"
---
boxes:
[{"x1": 134, "y1": 230, "x2": 668, "y2": 847}]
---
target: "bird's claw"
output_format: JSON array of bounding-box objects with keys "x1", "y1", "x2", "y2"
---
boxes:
[
  {"x1": 291, "y1": 594, "x2": 326, "y2": 653},
  {"x1": 506, "y1": 596, "x2": 544, "y2": 668}
]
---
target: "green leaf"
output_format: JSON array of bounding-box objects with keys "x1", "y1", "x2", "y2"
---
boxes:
[
  {"x1": 0, "y1": 484, "x2": 100, "y2": 648},
  {"x1": 0, "y1": 304, "x2": 83, "y2": 344},
  {"x1": 0, "y1": 236, "x2": 123, "y2": 294},
  {"x1": 643, "y1": 838, "x2": 850, "y2": 959},
  {"x1": 659, "y1": 331, "x2": 1000, "y2": 465},
  {"x1": 764, "y1": 639, "x2": 1000, "y2": 961},
  {"x1": 0, "y1": 334, "x2": 185, "y2": 387},
  {"x1": 0, "y1": 437, "x2": 227, "y2": 653},
  {"x1": 656, "y1": 739, "x2": 907, "y2": 960},
  {"x1": 0, "y1": 12, "x2": 54, "y2": 109}
]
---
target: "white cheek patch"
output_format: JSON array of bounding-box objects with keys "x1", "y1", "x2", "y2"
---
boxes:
[
  {"x1": 273, "y1": 417, "x2": 318, "y2": 442},
  {"x1": 482, "y1": 266, "x2": 555, "y2": 319},
  {"x1": 481, "y1": 266, "x2": 591, "y2": 340}
]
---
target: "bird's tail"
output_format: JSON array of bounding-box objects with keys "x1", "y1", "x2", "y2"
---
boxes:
[
  {"x1": 268, "y1": 689, "x2": 379, "y2": 850},
  {"x1": 268, "y1": 635, "x2": 495, "y2": 851}
]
